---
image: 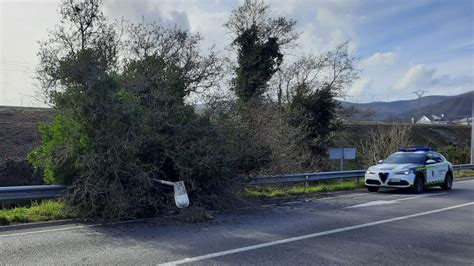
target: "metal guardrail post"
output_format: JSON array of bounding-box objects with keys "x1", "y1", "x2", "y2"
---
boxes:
[{"x1": 304, "y1": 175, "x2": 309, "y2": 190}]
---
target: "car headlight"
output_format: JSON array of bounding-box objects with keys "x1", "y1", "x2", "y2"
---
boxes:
[
  {"x1": 394, "y1": 169, "x2": 412, "y2": 175},
  {"x1": 366, "y1": 170, "x2": 375, "y2": 175}
]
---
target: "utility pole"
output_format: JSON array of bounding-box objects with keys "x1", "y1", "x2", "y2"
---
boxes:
[{"x1": 412, "y1": 90, "x2": 427, "y2": 117}]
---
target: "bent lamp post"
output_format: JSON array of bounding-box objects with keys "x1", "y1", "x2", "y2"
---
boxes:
[{"x1": 155, "y1": 179, "x2": 190, "y2": 209}]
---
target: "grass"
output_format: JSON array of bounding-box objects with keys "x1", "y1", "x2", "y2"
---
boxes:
[
  {"x1": 0, "y1": 200, "x2": 73, "y2": 226},
  {"x1": 455, "y1": 170, "x2": 474, "y2": 179},
  {"x1": 245, "y1": 179, "x2": 365, "y2": 198}
]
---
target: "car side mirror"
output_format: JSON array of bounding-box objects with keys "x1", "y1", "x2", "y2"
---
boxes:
[
  {"x1": 426, "y1": 159, "x2": 436, "y2": 164},
  {"x1": 377, "y1": 160, "x2": 383, "y2": 164}
]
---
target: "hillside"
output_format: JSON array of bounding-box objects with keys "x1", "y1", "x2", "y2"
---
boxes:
[
  {"x1": 341, "y1": 95, "x2": 450, "y2": 120},
  {"x1": 343, "y1": 91, "x2": 473, "y2": 121},
  {"x1": 398, "y1": 91, "x2": 473, "y2": 120},
  {"x1": 0, "y1": 106, "x2": 54, "y2": 186},
  {"x1": 335, "y1": 123, "x2": 471, "y2": 149},
  {"x1": 0, "y1": 106, "x2": 54, "y2": 159}
]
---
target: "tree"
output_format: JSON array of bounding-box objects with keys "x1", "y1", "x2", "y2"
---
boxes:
[
  {"x1": 30, "y1": 0, "x2": 247, "y2": 220},
  {"x1": 225, "y1": 0, "x2": 298, "y2": 102},
  {"x1": 289, "y1": 85, "x2": 342, "y2": 161},
  {"x1": 358, "y1": 124, "x2": 413, "y2": 167},
  {"x1": 271, "y1": 42, "x2": 359, "y2": 161},
  {"x1": 272, "y1": 42, "x2": 358, "y2": 107}
]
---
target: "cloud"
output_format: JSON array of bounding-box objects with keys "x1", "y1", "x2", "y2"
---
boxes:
[
  {"x1": 395, "y1": 64, "x2": 473, "y2": 95},
  {"x1": 103, "y1": 0, "x2": 191, "y2": 30},
  {"x1": 272, "y1": 0, "x2": 360, "y2": 54},
  {"x1": 360, "y1": 52, "x2": 396, "y2": 68},
  {"x1": 348, "y1": 77, "x2": 372, "y2": 96},
  {"x1": 395, "y1": 64, "x2": 436, "y2": 90}
]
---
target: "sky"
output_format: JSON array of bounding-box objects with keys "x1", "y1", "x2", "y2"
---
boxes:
[{"x1": 0, "y1": 0, "x2": 473, "y2": 107}]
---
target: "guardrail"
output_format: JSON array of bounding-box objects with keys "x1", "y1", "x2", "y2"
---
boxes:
[
  {"x1": 247, "y1": 164, "x2": 474, "y2": 185},
  {"x1": 0, "y1": 185, "x2": 66, "y2": 202},
  {"x1": 1, "y1": 164, "x2": 474, "y2": 203},
  {"x1": 248, "y1": 170, "x2": 367, "y2": 185},
  {"x1": 453, "y1": 164, "x2": 474, "y2": 170}
]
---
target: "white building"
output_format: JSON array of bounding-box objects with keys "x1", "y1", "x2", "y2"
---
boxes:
[{"x1": 415, "y1": 114, "x2": 448, "y2": 124}]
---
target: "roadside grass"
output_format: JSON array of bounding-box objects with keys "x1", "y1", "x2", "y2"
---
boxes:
[
  {"x1": 0, "y1": 200, "x2": 73, "y2": 226},
  {"x1": 454, "y1": 170, "x2": 474, "y2": 179},
  {"x1": 245, "y1": 179, "x2": 365, "y2": 198}
]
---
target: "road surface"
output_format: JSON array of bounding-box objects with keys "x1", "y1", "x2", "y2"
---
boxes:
[{"x1": 1, "y1": 179, "x2": 473, "y2": 265}]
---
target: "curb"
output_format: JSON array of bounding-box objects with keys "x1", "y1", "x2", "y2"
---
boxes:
[{"x1": 0, "y1": 219, "x2": 78, "y2": 232}]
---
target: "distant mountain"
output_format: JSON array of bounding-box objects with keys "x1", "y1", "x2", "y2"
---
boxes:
[
  {"x1": 400, "y1": 91, "x2": 473, "y2": 121},
  {"x1": 343, "y1": 91, "x2": 473, "y2": 121}
]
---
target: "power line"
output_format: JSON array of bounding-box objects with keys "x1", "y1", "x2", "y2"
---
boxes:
[
  {"x1": 0, "y1": 68, "x2": 36, "y2": 74},
  {"x1": 0, "y1": 61, "x2": 34, "y2": 68}
]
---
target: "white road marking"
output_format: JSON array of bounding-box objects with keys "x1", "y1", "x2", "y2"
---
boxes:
[
  {"x1": 345, "y1": 192, "x2": 448, "y2": 209},
  {"x1": 159, "y1": 202, "x2": 474, "y2": 265},
  {"x1": 395, "y1": 192, "x2": 447, "y2": 201},
  {"x1": 0, "y1": 218, "x2": 148, "y2": 238},
  {"x1": 456, "y1": 179, "x2": 474, "y2": 184},
  {"x1": 344, "y1": 200, "x2": 397, "y2": 208}
]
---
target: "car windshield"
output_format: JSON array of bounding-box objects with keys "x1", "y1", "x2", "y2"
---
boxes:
[{"x1": 382, "y1": 153, "x2": 426, "y2": 164}]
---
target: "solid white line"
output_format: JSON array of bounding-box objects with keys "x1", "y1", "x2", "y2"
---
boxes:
[
  {"x1": 456, "y1": 179, "x2": 474, "y2": 184},
  {"x1": 158, "y1": 202, "x2": 474, "y2": 265},
  {"x1": 0, "y1": 218, "x2": 148, "y2": 238}
]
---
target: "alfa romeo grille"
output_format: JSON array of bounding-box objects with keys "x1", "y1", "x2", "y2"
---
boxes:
[{"x1": 378, "y1": 172, "x2": 389, "y2": 183}]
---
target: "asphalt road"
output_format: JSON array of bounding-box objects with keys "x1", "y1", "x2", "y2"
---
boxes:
[{"x1": 1, "y1": 179, "x2": 474, "y2": 265}]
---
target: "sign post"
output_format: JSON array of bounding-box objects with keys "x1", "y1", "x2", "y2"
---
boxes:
[{"x1": 329, "y1": 147, "x2": 356, "y2": 171}]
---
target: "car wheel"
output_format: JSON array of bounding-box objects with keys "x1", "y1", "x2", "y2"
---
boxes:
[
  {"x1": 441, "y1": 173, "x2": 453, "y2": 190},
  {"x1": 367, "y1": 186, "x2": 379, "y2": 192},
  {"x1": 413, "y1": 176, "x2": 424, "y2": 194}
]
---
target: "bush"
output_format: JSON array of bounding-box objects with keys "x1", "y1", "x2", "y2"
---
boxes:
[{"x1": 438, "y1": 145, "x2": 470, "y2": 164}]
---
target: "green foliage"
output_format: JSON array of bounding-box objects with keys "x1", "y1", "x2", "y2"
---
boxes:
[
  {"x1": 28, "y1": 115, "x2": 90, "y2": 185},
  {"x1": 0, "y1": 200, "x2": 72, "y2": 225},
  {"x1": 225, "y1": 0, "x2": 298, "y2": 103},
  {"x1": 290, "y1": 85, "x2": 342, "y2": 159},
  {"x1": 245, "y1": 179, "x2": 364, "y2": 198},
  {"x1": 438, "y1": 145, "x2": 470, "y2": 164},
  {"x1": 233, "y1": 25, "x2": 283, "y2": 101}
]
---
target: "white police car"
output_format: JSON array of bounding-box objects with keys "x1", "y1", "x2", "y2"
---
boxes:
[{"x1": 365, "y1": 147, "x2": 453, "y2": 193}]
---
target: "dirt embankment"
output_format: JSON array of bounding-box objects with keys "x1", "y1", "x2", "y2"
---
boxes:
[
  {"x1": 0, "y1": 106, "x2": 54, "y2": 186},
  {"x1": 337, "y1": 123, "x2": 471, "y2": 149}
]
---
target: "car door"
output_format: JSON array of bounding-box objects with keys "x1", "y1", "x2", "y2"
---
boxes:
[
  {"x1": 425, "y1": 152, "x2": 440, "y2": 184},
  {"x1": 433, "y1": 152, "x2": 448, "y2": 182}
]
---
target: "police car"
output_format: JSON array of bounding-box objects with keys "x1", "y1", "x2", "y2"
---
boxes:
[{"x1": 365, "y1": 147, "x2": 453, "y2": 193}]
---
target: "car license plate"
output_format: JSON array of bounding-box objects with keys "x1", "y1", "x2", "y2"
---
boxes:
[{"x1": 390, "y1": 178, "x2": 400, "y2": 183}]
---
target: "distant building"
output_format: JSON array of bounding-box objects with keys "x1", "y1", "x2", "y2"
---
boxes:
[{"x1": 415, "y1": 114, "x2": 448, "y2": 124}]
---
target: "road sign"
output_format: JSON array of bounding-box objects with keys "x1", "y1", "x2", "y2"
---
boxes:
[
  {"x1": 329, "y1": 147, "x2": 356, "y2": 171},
  {"x1": 329, "y1": 148, "x2": 356, "y2": 160}
]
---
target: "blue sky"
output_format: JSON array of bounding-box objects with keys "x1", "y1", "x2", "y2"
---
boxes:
[{"x1": 0, "y1": 0, "x2": 473, "y2": 106}]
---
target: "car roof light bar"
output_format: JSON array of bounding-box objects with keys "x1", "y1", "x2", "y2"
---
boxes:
[{"x1": 399, "y1": 146, "x2": 433, "y2": 152}]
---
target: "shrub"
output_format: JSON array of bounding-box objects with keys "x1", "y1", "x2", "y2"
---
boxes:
[{"x1": 438, "y1": 145, "x2": 470, "y2": 164}]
